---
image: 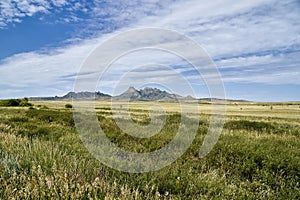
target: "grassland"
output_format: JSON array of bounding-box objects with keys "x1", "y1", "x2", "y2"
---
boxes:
[{"x1": 0, "y1": 100, "x2": 299, "y2": 199}]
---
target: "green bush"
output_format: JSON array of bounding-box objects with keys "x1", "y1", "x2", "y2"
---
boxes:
[
  {"x1": 0, "y1": 98, "x2": 33, "y2": 107},
  {"x1": 65, "y1": 104, "x2": 73, "y2": 109}
]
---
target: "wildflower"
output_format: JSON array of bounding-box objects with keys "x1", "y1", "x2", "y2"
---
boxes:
[{"x1": 45, "y1": 178, "x2": 51, "y2": 186}]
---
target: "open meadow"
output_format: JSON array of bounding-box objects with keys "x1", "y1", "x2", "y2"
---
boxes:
[{"x1": 0, "y1": 100, "x2": 299, "y2": 199}]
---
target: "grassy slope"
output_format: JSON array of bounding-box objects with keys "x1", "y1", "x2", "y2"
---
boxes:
[{"x1": 0, "y1": 101, "x2": 299, "y2": 199}]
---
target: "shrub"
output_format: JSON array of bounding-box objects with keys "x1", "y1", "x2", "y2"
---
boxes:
[
  {"x1": 41, "y1": 105, "x2": 49, "y2": 109},
  {"x1": 0, "y1": 98, "x2": 33, "y2": 107},
  {"x1": 0, "y1": 99, "x2": 20, "y2": 106},
  {"x1": 65, "y1": 104, "x2": 73, "y2": 109},
  {"x1": 19, "y1": 98, "x2": 33, "y2": 107}
]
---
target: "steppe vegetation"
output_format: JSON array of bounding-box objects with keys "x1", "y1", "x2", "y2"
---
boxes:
[{"x1": 0, "y1": 100, "x2": 299, "y2": 199}]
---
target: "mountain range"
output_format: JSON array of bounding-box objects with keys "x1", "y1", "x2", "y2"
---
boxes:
[
  {"x1": 29, "y1": 87, "x2": 196, "y2": 101},
  {"x1": 29, "y1": 86, "x2": 249, "y2": 102}
]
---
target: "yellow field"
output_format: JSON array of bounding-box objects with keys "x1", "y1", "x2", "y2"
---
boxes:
[{"x1": 31, "y1": 100, "x2": 300, "y2": 120}]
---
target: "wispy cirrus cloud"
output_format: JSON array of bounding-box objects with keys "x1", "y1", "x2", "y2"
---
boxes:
[{"x1": 0, "y1": 37, "x2": 100, "y2": 97}]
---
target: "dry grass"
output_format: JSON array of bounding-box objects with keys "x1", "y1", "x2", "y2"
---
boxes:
[{"x1": 0, "y1": 100, "x2": 299, "y2": 199}]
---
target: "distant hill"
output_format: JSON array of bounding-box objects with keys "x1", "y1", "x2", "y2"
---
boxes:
[
  {"x1": 198, "y1": 98, "x2": 250, "y2": 102},
  {"x1": 30, "y1": 91, "x2": 111, "y2": 101},
  {"x1": 61, "y1": 91, "x2": 111, "y2": 100}
]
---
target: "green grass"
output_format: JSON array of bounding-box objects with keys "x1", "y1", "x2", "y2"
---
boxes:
[{"x1": 0, "y1": 102, "x2": 299, "y2": 199}]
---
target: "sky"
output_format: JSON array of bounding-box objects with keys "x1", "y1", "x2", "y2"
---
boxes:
[{"x1": 0, "y1": 0, "x2": 299, "y2": 102}]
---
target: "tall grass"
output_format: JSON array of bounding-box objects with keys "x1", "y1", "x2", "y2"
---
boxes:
[{"x1": 0, "y1": 105, "x2": 299, "y2": 199}]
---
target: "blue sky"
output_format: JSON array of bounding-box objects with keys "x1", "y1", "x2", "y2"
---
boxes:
[{"x1": 0, "y1": 0, "x2": 299, "y2": 101}]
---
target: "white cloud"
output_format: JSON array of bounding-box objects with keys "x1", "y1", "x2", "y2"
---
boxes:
[
  {"x1": 217, "y1": 51, "x2": 300, "y2": 85},
  {"x1": 0, "y1": 0, "x2": 78, "y2": 27},
  {"x1": 51, "y1": 0, "x2": 67, "y2": 7},
  {"x1": 0, "y1": 37, "x2": 102, "y2": 97},
  {"x1": 145, "y1": 0, "x2": 300, "y2": 59},
  {"x1": 0, "y1": 0, "x2": 48, "y2": 27}
]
